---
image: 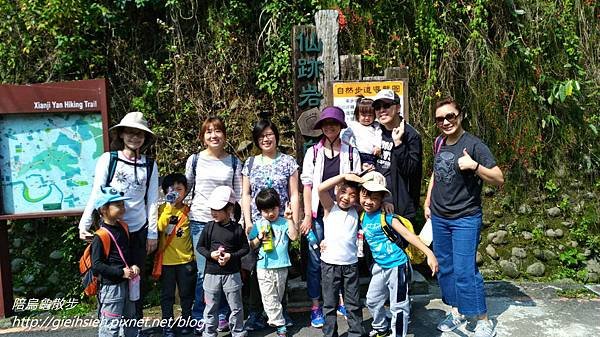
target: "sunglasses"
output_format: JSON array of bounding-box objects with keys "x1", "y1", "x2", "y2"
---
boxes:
[
  {"x1": 373, "y1": 102, "x2": 396, "y2": 110},
  {"x1": 435, "y1": 112, "x2": 460, "y2": 125}
]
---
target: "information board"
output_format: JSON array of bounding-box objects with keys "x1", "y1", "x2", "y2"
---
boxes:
[{"x1": 332, "y1": 80, "x2": 407, "y2": 123}]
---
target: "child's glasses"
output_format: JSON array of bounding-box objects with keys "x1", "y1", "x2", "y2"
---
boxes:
[{"x1": 435, "y1": 112, "x2": 460, "y2": 126}]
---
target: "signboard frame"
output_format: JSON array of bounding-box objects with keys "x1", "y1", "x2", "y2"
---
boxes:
[{"x1": 0, "y1": 79, "x2": 109, "y2": 220}]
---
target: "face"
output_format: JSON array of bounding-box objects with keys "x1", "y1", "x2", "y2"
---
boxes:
[
  {"x1": 336, "y1": 185, "x2": 358, "y2": 209},
  {"x1": 374, "y1": 101, "x2": 400, "y2": 126},
  {"x1": 102, "y1": 200, "x2": 126, "y2": 220},
  {"x1": 435, "y1": 103, "x2": 462, "y2": 136},
  {"x1": 360, "y1": 189, "x2": 384, "y2": 213},
  {"x1": 321, "y1": 119, "x2": 342, "y2": 139},
  {"x1": 258, "y1": 127, "x2": 277, "y2": 153},
  {"x1": 358, "y1": 110, "x2": 376, "y2": 126},
  {"x1": 120, "y1": 127, "x2": 146, "y2": 151},
  {"x1": 210, "y1": 207, "x2": 231, "y2": 223},
  {"x1": 170, "y1": 182, "x2": 187, "y2": 204},
  {"x1": 260, "y1": 206, "x2": 280, "y2": 222},
  {"x1": 203, "y1": 124, "x2": 225, "y2": 150}
]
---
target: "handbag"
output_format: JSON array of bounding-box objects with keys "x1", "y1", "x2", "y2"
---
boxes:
[{"x1": 152, "y1": 205, "x2": 190, "y2": 280}]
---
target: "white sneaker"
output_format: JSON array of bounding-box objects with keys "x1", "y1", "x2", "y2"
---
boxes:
[
  {"x1": 474, "y1": 319, "x2": 496, "y2": 337},
  {"x1": 436, "y1": 312, "x2": 467, "y2": 332}
]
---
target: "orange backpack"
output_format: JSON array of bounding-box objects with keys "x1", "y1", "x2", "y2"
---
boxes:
[{"x1": 79, "y1": 221, "x2": 129, "y2": 296}]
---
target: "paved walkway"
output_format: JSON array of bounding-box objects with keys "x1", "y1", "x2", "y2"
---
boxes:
[{"x1": 1, "y1": 281, "x2": 599, "y2": 336}]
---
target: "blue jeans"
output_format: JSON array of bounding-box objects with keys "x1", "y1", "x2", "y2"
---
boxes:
[
  {"x1": 190, "y1": 220, "x2": 230, "y2": 321},
  {"x1": 431, "y1": 212, "x2": 487, "y2": 316},
  {"x1": 307, "y1": 216, "x2": 324, "y2": 300}
]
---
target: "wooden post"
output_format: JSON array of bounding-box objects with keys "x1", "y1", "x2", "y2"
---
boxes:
[
  {"x1": 0, "y1": 220, "x2": 13, "y2": 318},
  {"x1": 384, "y1": 67, "x2": 410, "y2": 123},
  {"x1": 339, "y1": 55, "x2": 362, "y2": 81},
  {"x1": 315, "y1": 10, "x2": 339, "y2": 110}
]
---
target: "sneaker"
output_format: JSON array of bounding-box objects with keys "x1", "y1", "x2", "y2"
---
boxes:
[
  {"x1": 243, "y1": 312, "x2": 267, "y2": 331},
  {"x1": 437, "y1": 312, "x2": 467, "y2": 332},
  {"x1": 310, "y1": 307, "x2": 325, "y2": 328},
  {"x1": 368, "y1": 329, "x2": 391, "y2": 337},
  {"x1": 216, "y1": 318, "x2": 230, "y2": 332},
  {"x1": 337, "y1": 304, "x2": 348, "y2": 318},
  {"x1": 474, "y1": 319, "x2": 496, "y2": 337},
  {"x1": 283, "y1": 311, "x2": 294, "y2": 327},
  {"x1": 193, "y1": 321, "x2": 204, "y2": 335},
  {"x1": 276, "y1": 326, "x2": 287, "y2": 337},
  {"x1": 163, "y1": 327, "x2": 176, "y2": 337}
]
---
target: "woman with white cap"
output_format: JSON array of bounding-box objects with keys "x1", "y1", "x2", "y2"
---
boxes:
[{"x1": 79, "y1": 111, "x2": 159, "y2": 332}]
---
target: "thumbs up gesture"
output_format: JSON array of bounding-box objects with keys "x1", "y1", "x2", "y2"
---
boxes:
[
  {"x1": 392, "y1": 120, "x2": 405, "y2": 146},
  {"x1": 458, "y1": 148, "x2": 478, "y2": 171}
]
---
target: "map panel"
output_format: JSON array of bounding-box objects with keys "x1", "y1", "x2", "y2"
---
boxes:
[{"x1": 0, "y1": 113, "x2": 103, "y2": 214}]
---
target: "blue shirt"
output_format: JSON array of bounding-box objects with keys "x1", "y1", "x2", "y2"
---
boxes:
[
  {"x1": 248, "y1": 217, "x2": 291, "y2": 269},
  {"x1": 361, "y1": 210, "x2": 407, "y2": 269}
]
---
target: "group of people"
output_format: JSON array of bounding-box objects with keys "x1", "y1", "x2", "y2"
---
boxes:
[{"x1": 79, "y1": 89, "x2": 504, "y2": 337}]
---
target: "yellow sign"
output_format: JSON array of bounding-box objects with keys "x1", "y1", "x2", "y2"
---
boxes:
[{"x1": 332, "y1": 80, "x2": 405, "y2": 122}]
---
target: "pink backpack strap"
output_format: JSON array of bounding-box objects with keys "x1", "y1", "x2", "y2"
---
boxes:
[
  {"x1": 103, "y1": 227, "x2": 129, "y2": 269},
  {"x1": 434, "y1": 136, "x2": 445, "y2": 155}
]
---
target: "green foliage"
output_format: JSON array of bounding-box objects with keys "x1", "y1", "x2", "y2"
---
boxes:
[
  {"x1": 558, "y1": 248, "x2": 586, "y2": 268},
  {"x1": 544, "y1": 179, "x2": 560, "y2": 199}
]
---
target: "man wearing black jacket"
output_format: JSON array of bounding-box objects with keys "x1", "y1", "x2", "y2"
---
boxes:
[{"x1": 372, "y1": 89, "x2": 423, "y2": 225}]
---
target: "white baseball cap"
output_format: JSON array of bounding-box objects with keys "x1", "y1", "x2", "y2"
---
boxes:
[
  {"x1": 208, "y1": 186, "x2": 237, "y2": 210},
  {"x1": 372, "y1": 89, "x2": 400, "y2": 105}
]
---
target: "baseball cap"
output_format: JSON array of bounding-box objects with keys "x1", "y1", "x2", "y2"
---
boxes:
[
  {"x1": 361, "y1": 171, "x2": 391, "y2": 196},
  {"x1": 94, "y1": 186, "x2": 131, "y2": 210},
  {"x1": 208, "y1": 186, "x2": 237, "y2": 210},
  {"x1": 372, "y1": 89, "x2": 400, "y2": 105}
]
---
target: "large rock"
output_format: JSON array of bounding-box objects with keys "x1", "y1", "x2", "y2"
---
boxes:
[
  {"x1": 11, "y1": 258, "x2": 26, "y2": 273},
  {"x1": 554, "y1": 229, "x2": 564, "y2": 238},
  {"x1": 586, "y1": 272, "x2": 599, "y2": 283},
  {"x1": 500, "y1": 260, "x2": 520, "y2": 278},
  {"x1": 545, "y1": 229, "x2": 556, "y2": 238},
  {"x1": 492, "y1": 230, "x2": 508, "y2": 245},
  {"x1": 534, "y1": 249, "x2": 556, "y2": 262},
  {"x1": 486, "y1": 245, "x2": 499, "y2": 260},
  {"x1": 585, "y1": 258, "x2": 600, "y2": 274},
  {"x1": 546, "y1": 207, "x2": 561, "y2": 217},
  {"x1": 526, "y1": 262, "x2": 546, "y2": 277},
  {"x1": 512, "y1": 247, "x2": 527, "y2": 259},
  {"x1": 522, "y1": 231, "x2": 533, "y2": 240}
]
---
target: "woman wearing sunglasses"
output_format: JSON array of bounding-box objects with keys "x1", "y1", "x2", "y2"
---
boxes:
[{"x1": 424, "y1": 97, "x2": 504, "y2": 337}]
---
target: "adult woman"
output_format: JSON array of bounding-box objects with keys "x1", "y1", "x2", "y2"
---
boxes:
[
  {"x1": 424, "y1": 97, "x2": 504, "y2": 337},
  {"x1": 185, "y1": 116, "x2": 242, "y2": 334},
  {"x1": 241, "y1": 119, "x2": 300, "y2": 330},
  {"x1": 300, "y1": 106, "x2": 361, "y2": 328},
  {"x1": 79, "y1": 111, "x2": 159, "y2": 330}
]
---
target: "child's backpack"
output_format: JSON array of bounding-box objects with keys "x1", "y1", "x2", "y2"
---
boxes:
[
  {"x1": 360, "y1": 210, "x2": 426, "y2": 264},
  {"x1": 79, "y1": 221, "x2": 129, "y2": 296}
]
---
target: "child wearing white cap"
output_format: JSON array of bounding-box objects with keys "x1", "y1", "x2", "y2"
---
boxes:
[{"x1": 197, "y1": 186, "x2": 249, "y2": 337}]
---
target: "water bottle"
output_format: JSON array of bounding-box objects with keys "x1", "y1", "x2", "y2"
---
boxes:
[
  {"x1": 129, "y1": 274, "x2": 140, "y2": 301},
  {"x1": 356, "y1": 229, "x2": 365, "y2": 258},
  {"x1": 262, "y1": 223, "x2": 274, "y2": 252},
  {"x1": 306, "y1": 230, "x2": 319, "y2": 251}
]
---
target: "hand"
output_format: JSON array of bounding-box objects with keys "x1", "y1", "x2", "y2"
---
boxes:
[
  {"x1": 424, "y1": 205, "x2": 431, "y2": 220},
  {"x1": 130, "y1": 265, "x2": 140, "y2": 276},
  {"x1": 284, "y1": 202, "x2": 293, "y2": 220},
  {"x1": 383, "y1": 202, "x2": 394, "y2": 214},
  {"x1": 146, "y1": 239, "x2": 158, "y2": 255},
  {"x1": 210, "y1": 250, "x2": 221, "y2": 261},
  {"x1": 319, "y1": 240, "x2": 327, "y2": 252},
  {"x1": 372, "y1": 146, "x2": 381, "y2": 156},
  {"x1": 458, "y1": 148, "x2": 478, "y2": 171},
  {"x1": 122, "y1": 267, "x2": 133, "y2": 279},
  {"x1": 218, "y1": 252, "x2": 231, "y2": 266},
  {"x1": 344, "y1": 173, "x2": 365, "y2": 184},
  {"x1": 80, "y1": 230, "x2": 93, "y2": 242},
  {"x1": 427, "y1": 252, "x2": 439, "y2": 277},
  {"x1": 392, "y1": 121, "x2": 405, "y2": 146},
  {"x1": 300, "y1": 217, "x2": 312, "y2": 236},
  {"x1": 245, "y1": 224, "x2": 253, "y2": 236}
]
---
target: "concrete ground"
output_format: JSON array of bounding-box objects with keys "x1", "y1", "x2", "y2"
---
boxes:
[{"x1": 1, "y1": 281, "x2": 599, "y2": 336}]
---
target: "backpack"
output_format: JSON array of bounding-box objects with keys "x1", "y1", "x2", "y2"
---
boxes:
[
  {"x1": 106, "y1": 151, "x2": 154, "y2": 204},
  {"x1": 189, "y1": 152, "x2": 241, "y2": 222},
  {"x1": 359, "y1": 210, "x2": 426, "y2": 264},
  {"x1": 79, "y1": 221, "x2": 129, "y2": 296}
]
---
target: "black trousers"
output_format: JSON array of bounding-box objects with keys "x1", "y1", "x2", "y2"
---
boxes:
[
  {"x1": 321, "y1": 261, "x2": 364, "y2": 337},
  {"x1": 160, "y1": 261, "x2": 197, "y2": 320},
  {"x1": 129, "y1": 226, "x2": 148, "y2": 320}
]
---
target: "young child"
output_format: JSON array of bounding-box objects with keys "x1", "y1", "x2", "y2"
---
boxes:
[
  {"x1": 90, "y1": 186, "x2": 139, "y2": 337},
  {"x1": 197, "y1": 186, "x2": 249, "y2": 337},
  {"x1": 157, "y1": 173, "x2": 196, "y2": 337},
  {"x1": 317, "y1": 173, "x2": 365, "y2": 337},
  {"x1": 341, "y1": 96, "x2": 382, "y2": 170},
  {"x1": 247, "y1": 188, "x2": 298, "y2": 337},
  {"x1": 359, "y1": 171, "x2": 438, "y2": 337}
]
